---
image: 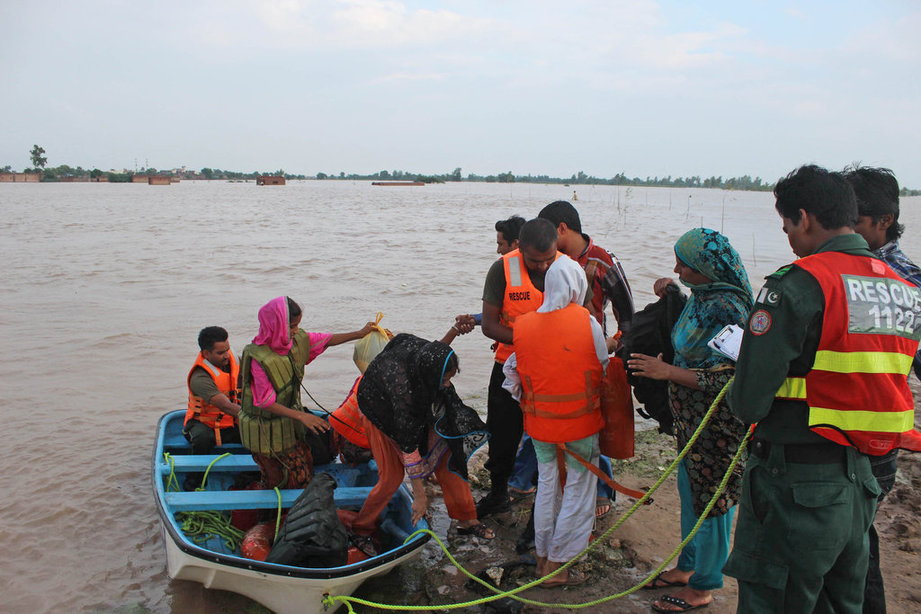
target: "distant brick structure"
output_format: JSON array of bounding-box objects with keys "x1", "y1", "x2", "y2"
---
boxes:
[
  {"x1": 0, "y1": 172, "x2": 41, "y2": 182},
  {"x1": 257, "y1": 176, "x2": 286, "y2": 185}
]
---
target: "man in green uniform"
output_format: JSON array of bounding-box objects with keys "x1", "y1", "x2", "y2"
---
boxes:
[{"x1": 722, "y1": 165, "x2": 916, "y2": 613}]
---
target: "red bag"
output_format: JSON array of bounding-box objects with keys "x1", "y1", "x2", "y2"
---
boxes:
[
  {"x1": 240, "y1": 522, "x2": 276, "y2": 561},
  {"x1": 230, "y1": 480, "x2": 266, "y2": 532},
  {"x1": 599, "y1": 357, "x2": 634, "y2": 459}
]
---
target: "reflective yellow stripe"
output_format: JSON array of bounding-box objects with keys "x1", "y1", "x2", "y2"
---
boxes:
[
  {"x1": 809, "y1": 407, "x2": 916, "y2": 433},
  {"x1": 508, "y1": 256, "x2": 522, "y2": 287},
  {"x1": 776, "y1": 377, "x2": 806, "y2": 399},
  {"x1": 813, "y1": 350, "x2": 912, "y2": 374},
  {"x1": 201, "y1": 359, "x2": 222, "y2": 380}
]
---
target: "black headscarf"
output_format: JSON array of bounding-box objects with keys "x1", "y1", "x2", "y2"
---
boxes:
[{"x1": 358, "y1": 334, "x2": 487, "y2": 479}]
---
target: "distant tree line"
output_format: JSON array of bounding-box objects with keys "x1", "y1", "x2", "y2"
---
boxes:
[
  {"x1": 5, "y1": 146, "x2": 919, "y2": 193},
  {"x1": 319, "y1": 167, "x2": 775, "y2": 190}
]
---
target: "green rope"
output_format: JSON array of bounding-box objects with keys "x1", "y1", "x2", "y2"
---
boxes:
[
  {"x1": 163, "y1": 452, "x2": 246, "y2": 552},
  {"x1": 324, "y1": 377, "x2": 748, "y2": 612},
  {"x1": 273, "y1": 487, "x2": 283, "y2": 544}
]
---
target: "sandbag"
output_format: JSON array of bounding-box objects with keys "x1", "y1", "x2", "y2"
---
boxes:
[
  {"x1": 599, "y1": 357, "x2": 634, "y2": 459},
  {"x1": 617, "y1": 283, "x2": 686, "y2": 435},
  {"x1": 352, "y1": 312, "x2": 394, "y2": 373},
  {"x1": 265, "y1": 473, "x2": 348, "y2": 567}
]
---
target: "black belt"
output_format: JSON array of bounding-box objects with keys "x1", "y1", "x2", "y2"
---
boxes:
[{"x1": 751, "y1": 438, "x2": 848, "y2": 464}]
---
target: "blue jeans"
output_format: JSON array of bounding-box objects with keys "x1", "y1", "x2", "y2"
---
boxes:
[
  {"x1": 676, "y1": 459, "x2": 734, "y2": 591},
  {"x1": 509, "y1": 435, "x2": 615, "y2": 500}
]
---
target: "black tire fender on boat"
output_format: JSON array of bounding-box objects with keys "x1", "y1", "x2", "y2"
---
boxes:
[{"x1": 265, "y1": 472, "x2": 349, "y2": 567}]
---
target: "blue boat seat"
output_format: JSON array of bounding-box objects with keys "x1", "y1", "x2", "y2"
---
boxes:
[
  {"x1": 160, "y1": 453, "x2": 377, "y2": 482},
  {"x1": 164, "y1": 485, "x2": 374, "y2": 512},
  {"x1": 162, "y1": 431, "x2": 246, "y2": 451},
  {"x1": 161, "y1": 453, "x2": 259, "y2": 473}
]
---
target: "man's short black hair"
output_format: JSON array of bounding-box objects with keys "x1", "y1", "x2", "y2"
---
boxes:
[
  {"x1": 538, "y1": 200, "x2": 582, "y2": 233},
  {"x1": 198, "y1": 326, "x2": 228, "y2": 351},
  {"x1": 844, "y1": 165, "x2": 903, "y2": 242},
  {"x1": 774, "y1": 165, "x2": 857, "y2": 231},
  {"x1": 495, "y1": 215, "x2": 526, "y2": 243},
  {"x1": 518, "y1": 218, "x2": 558, "y2": 253}
]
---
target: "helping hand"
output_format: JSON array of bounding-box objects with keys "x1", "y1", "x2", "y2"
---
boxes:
[
  {"x1": 299, "y1": 412, "x2": 331, "y2": 434},
  {"x1": 358, "y1": 321, "x2": 377, "y2": 337},
  {"x1": 454, "y1": 314, "x2": 476, "y2": 334},
  {"x1": 411, "y1": 493, "x2": 429, "y2": 525},
  {"x1": 653, "y1": 278, "x2": 675, "y2": 298},
  {"x1": 627, "y1": 353, "x2": 672, "y2": 380}
]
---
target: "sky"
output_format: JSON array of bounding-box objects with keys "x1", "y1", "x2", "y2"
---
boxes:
[{"x1": 2, "y1": 0, "x2": 920, "y2": 186}]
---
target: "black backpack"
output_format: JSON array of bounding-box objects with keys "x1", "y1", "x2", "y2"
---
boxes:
[{"x1": 616, "y1": 284, "x2": 686, "y2": 435}]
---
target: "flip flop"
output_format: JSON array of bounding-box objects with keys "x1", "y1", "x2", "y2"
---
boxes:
[
  {"x1": 542, "y1": 567, "x2": 588, "y2": 588},
  {"x1": 643, "y1": 572, "x2": 689, "y2": 590},
  {"x1": 457, "y1": 523, "x2": 495, "y2": 540},
  {"x1": 509, "y1": 485, "x2": 536, "y2": 502},
  {"x1": 651, "y1": 595, "x2": 711, "y2": 612},
  {"x1": 349, "y1": 534, "x2": 378, "y2": 558},
  {"x1": 595, "y1": 497, "x2": 612, "y2": 519}
]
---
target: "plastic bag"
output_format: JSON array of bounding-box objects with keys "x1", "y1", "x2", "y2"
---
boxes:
[{"x1": 352, "y1": 312, "x2": 394, "y2": 373}]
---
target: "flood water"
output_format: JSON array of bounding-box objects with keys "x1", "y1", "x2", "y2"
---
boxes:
[{"x1": 1, "y1": 180, "x2": 919, "y2": 612}]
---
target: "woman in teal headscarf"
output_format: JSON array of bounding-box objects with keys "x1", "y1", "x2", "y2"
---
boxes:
[{"x1": 628, "y1": 228, "x2": 752, "y2": 613}]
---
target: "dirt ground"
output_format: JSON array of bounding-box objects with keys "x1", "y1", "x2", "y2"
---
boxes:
[{"x1": 352, "y1": 426, "x2": 921, "y2": 614}]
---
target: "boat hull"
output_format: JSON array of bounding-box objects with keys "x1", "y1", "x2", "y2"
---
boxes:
[
  {"x1": 153, "y1": 410, "x2": 428, "y2": 614},
  {"x1": 161, "y1": 523, "x2": 419, "y2": 613}
]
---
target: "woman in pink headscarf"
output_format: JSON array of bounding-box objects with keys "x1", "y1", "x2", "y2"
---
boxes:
[{"x1": 238, "y1": 296, "x2": 375, "y2": 488}]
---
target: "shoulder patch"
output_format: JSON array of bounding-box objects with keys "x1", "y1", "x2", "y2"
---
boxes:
[
  {"x1": 767, "y1": 265, "x2": 792, "y2": 280},
  {"x1": 756, "y1": 286, "x2": 782, "y2": 305},
  {"x1": 749, "y1": 309, "x2": 772, "y2": 335}
]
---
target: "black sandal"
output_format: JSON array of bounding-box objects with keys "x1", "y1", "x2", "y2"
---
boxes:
[
  {"x1": 457, "y1": 523, "x2": 495, "y2": 539},
  {"x1": 349, "y1": 534, "x2": 378, "y2": 557}
]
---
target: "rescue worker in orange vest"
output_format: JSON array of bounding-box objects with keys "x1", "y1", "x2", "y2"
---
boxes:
[
  {"x1": 502, "y1": 255, "x2": 608, "y2": 587},
  {"x1": 184, "y1": 326, "x2": 242, "y2": 455},
  {"x1": 476, "y1": 218, "x2": 561, "y2": 518},
  {"x1": 723, "y1": 165, "x2": 921, "y2": 614}
]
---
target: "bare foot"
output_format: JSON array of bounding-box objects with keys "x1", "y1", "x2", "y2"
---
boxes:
[
  {"x1": 541, "y1": 560, "x2": 587, "y2": 587},
  {"x1": 535, "y1": 555, "x2": 549, "y2": 577}
]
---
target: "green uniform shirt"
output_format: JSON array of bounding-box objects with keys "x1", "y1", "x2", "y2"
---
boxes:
[{"x1": 727, "y1": 233, "x2": 877, "y2": 444}]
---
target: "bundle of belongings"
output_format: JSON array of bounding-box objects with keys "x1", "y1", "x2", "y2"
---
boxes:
[{"x1": 617, "y1": 283, "x2": 686, "y2": 435}]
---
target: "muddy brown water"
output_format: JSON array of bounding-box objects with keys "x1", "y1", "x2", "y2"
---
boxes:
[{"x1": 2, "y1": 180, "x2": 919, "y2": 612}]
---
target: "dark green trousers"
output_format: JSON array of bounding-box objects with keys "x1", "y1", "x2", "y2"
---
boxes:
[{"x1": 723, "y1": 443, "x2": 879, "y2": 614}]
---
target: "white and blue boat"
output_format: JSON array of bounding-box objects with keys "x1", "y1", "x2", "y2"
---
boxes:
[{"x1": 152, "y1": 410, "x2": 430, "y2": 613}]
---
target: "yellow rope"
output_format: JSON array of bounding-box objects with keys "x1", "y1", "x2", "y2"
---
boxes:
[{"x1": 324, "y1": 377, "x2": 746, "y2": 612}]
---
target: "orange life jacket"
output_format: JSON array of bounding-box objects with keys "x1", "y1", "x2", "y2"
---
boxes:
[
  {"x1": 330, "y1": 376, "x2": 370, "y2": 448},
  {"x1": 775, "y1": 251, "x2": 921, "y2": 454},
  {"x1": 514, "y1": 303, "x2": 605, "y2": 443},
  {"x1": 494, "y1": 249, "x2": 559, "y2": 364},
  {"x1": 186, "y1": 351, "x2": 240, "y2": 440}
]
